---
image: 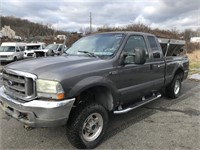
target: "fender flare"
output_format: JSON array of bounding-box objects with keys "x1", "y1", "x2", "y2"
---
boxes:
[
  {"x1": 172, "y1": 63, "x2": 184, "y2": 79},
  {"x1": 66, "y1": 76, "x2": 118, "y2": 100}
]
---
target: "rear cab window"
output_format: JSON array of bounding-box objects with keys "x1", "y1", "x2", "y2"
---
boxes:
[{"x1": 147, "y1": 36, "x2": 162, "y2": 59}]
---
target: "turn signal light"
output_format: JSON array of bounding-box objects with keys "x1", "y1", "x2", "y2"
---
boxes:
[{"x1": 57, "y1": 93, "x2": 65, "y2": 100}]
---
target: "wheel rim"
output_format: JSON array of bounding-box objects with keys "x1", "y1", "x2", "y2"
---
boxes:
[
  {"x1": 174, "y1": 80, "x2": 180, "y2": 95},
  {"x1": 82, "y1": 113, "x2": 103, "y2": 142}
]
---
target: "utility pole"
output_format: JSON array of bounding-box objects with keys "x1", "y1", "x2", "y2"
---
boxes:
[{"x1": 90, "y1": 12, "x2": 92, "y2": 34}]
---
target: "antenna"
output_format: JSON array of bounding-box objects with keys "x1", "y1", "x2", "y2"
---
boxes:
[{"x1": 90, "y1": 12, "x2": 92, "y2": 33}]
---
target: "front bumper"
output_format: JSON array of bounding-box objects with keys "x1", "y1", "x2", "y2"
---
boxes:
[
  {"x1": 0, "y1": 57, "x2": 14, "y2": 62},
  {"x1": 0, "y1": 87, "x2": 75, "y2": 127},
  {"x1": 24, "y1": 53, "x2": 34, "y2": 58}
]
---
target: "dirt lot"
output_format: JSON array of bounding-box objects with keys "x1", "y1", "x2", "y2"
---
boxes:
[
  {"x1": 0, "y1": 55, "x2": 200, "y2": 149},
  {"x1": 0, "y1": 77, "x2": 199, "y2": 149}
]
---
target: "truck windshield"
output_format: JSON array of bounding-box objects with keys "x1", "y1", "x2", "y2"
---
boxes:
[
  {"x1": 67, "y1": 33, "x2": 124, "y2": 58},
  {"x1": 46, "y1": 44, "x2": 59, "y2": 50},
  {"x1": 0, "y1": 46, "x2": 15, "y2": 52},
  {"x1": 26, "y1": 45, "x2": 41, "y2": 50}
]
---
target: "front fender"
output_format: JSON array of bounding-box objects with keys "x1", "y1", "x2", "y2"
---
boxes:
[{"x1": 66, "y1": 76, "x2": 118, "y2": 99}]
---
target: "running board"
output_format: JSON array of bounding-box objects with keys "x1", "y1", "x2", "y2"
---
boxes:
[{"x1": 114, "y1": 93, "x2": 162, "y2": 114}]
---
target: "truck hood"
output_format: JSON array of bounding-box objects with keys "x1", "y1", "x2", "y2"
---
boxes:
[
  {"x1": 34, "y1": 49, "x2": 49, "y2": 52},
  {"x1": 5, "y1": 55, "x2": 107, "y2": 80},
  {"x1": 24, "y1": 50, "x2": 35, "y2": 53},
  {"x1": 0, "y1": 52, "x2": 14, "y2": 55}
]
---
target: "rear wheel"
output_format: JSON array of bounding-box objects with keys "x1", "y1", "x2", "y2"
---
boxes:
[
  {"x1": 67, "y1": 103, "x2": 108, "y2": 149},
  {"x1": 165, "y1": 75, "x2": 182, "y2": 98}
]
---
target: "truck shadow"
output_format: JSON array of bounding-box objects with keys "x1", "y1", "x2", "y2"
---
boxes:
[
  {"x1": 0, "y1": 80, "x2": 198, "y2": 149},
  {"x1": 103, "y1": 80, "x2": 199, "y2": 143}
]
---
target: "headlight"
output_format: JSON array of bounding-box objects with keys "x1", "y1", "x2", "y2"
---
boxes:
[
  {"x1": 8, "y1": 55, "x2": 13, "y2": 58},
  {"x1": 36, "y1": 79, "x2": 64, "y2": 100}
]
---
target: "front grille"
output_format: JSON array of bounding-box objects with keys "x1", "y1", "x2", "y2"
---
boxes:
[
  {"x1": 2, "y1": 69, "x2": 37, "y2": 101},
  {"x1": 35, "y1": 51, "x2": 45, "y2": 57},
  {"x1": 27, "y1": 53, "x2": 33, "y2": 56},
  {"x1": 0, "y1": 56, "x2": 8, "y2": 58}
]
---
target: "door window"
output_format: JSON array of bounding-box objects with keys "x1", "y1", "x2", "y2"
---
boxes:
[{"x1": 123, "y1": 35, "x2": 148, "y2": 63}]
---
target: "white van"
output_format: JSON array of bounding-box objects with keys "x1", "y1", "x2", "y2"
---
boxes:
[
  {"x1": 24, "y1": 42, "x2": 46, "y2": 58},
  {"x1": 0, "y1": 42, "x2": 26, "y2": 62}
]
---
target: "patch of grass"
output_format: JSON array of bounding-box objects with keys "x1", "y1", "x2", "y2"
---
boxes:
[{"x1": 187, "y1": 50, "x2": 200, "y2": 74}]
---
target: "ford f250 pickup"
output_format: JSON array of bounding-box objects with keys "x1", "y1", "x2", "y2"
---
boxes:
[{"x1": 0, "y1": 32, "x2": 189, "y2": 149}]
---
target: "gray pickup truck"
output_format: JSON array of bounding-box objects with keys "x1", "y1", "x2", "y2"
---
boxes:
[{"x1": 0, "y1": 32, "x2": 189, "y2": 149}]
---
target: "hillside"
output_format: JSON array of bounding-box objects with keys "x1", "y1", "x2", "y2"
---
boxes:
[
  {"x1": 97, "y1": 24, "x2": 181, "y2": 39},
  {"x1": 1, "y1": 16, "x2": 199, "y2": 50},
  {"x1": 0, "y1": 16, "x2": 68, "y2": 38}
]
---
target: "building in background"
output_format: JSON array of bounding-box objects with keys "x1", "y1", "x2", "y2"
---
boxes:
[
  {"x1": 190, "y1": 37, "x2": 200, "y2": 43},
  {"x1": 56, "y1": 35, "x2": 66, "y2": 40},
  {"x1": 0, "y1": 26, "x2": 16, "y2": 39}
]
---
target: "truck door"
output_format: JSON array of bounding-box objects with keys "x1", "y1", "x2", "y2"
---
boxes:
[
  {"x1": 116, "y1": 35, "x2": 164, "y2": 104},
  {"x1": 146, "y1": 35, "x2": 165, "y2": 88}
]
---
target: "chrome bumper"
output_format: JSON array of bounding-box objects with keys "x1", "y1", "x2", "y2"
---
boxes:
[{"x1": 0, "y1": 87, "x2": 75, "y2": 127}]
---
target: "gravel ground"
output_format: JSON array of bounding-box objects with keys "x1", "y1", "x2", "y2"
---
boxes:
[{"x1": 0, "y1": 78, "x2": 199, "y2": 149}]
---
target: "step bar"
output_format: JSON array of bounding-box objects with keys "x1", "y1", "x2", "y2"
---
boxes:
[{"x1": 114, "y1": 93, "x2": 162, "y2": 114}]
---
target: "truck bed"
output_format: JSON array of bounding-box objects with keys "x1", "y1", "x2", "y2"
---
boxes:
[{"x1": 158, "y1": 38, "x2": 185, "y2": 56}]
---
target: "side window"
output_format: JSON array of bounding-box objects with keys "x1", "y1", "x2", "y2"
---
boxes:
[
  {"x1": 16, "y1": 46, "x2": 20, "y2": 52},
  {"x1": 19, "y1": 46, "x2": 25, "y2": 51},
  {"x1": 9, "y1": 46, "x2": 15, "y2": 52},
  {"x1": 123, "y1": 35, "x2": 148, "y2": 63},
  {"x1": 147, "y1": 36, "x2": 159, "y2": 51},
  {"x1": 58, "y1": 45, "x2": 62, "y2": 51},
  {"x1": 147, "y1": 36, "x2": 161, "y2": 59}
]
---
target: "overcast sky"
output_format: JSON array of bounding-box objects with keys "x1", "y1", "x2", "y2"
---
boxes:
[{"x1": 1, "y1": 0, "x2": 199, "y2": 32}]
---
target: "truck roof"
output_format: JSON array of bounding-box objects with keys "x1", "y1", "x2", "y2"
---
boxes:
[
  {"x1": 1, "y1": 42, "x2": 26, "y2": 46},
  {"x1": 93, "y1": 31, "x2": 155, "y2": 37},
  {"x1": 26, "y1": 43, "x2": 45, "y2": 46}
]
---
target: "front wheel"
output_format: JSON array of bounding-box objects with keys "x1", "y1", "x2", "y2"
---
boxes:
[
  {"x1": 67, "y1": 103, "x2": 108, "y2": 149},
  {"x1": 165, "y1": 75, "x2": 182, "y2": 98},
  {"x1": 13, "y1": 57, "x2": 17, "y2": 62}
]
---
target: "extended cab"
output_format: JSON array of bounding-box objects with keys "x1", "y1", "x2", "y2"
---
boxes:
[{"x1": 0, "y1": 32, "x2": 189, "y2": 149}]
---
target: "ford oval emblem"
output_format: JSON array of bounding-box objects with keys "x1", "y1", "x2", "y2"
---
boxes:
[{"x1": 8, "y1": 80, "x2": 13, "y2": 86}]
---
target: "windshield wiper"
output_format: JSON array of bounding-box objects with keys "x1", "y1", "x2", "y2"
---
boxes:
[{"x1": 78, "y1": 50, "x2": 97, "y2": 57}]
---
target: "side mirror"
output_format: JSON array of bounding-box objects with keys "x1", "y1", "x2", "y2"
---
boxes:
[
  {"x1": 134, "y1": 48, "x2": 146, "y2": 64},
  {"x1": 16, "y1": 49, "x2": 20, "y2": 52},
  {"x1": 119, "y1": 53, "x2": 128, "y2": 65}
]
